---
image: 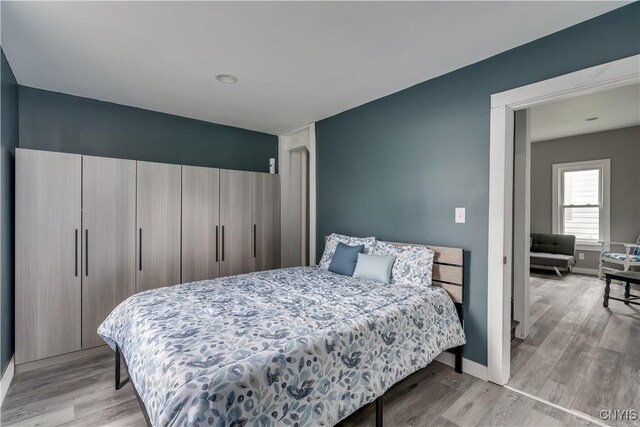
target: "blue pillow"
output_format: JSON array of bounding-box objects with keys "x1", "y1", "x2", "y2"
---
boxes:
[{"x1": 329, "y1": 242, "x2": 364, "y2": 276}]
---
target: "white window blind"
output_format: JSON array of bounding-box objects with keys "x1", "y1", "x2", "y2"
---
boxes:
[{"x1": 561, "y1": 169, "x2": 600, "y2": 242}]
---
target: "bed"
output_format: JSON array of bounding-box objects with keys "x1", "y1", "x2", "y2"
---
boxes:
[{"x1": 98, "y1": 242, "x2": 466, "y2": 427}]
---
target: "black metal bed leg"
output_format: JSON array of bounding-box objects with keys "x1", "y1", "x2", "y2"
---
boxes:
[
  {"x1": 454, "y1": 345, "x2": 463, "y2": 374},
  {"x1": 115, "y1": 345, "x2": 121, "y2": 390},
  {"x1": 375, "y1": 395, "x2": 383, "y2": 427}
]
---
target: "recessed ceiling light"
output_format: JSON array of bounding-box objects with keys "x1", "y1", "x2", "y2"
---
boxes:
[
  {"x1": 585, "y1": 117, "x2": 599, "y2": 121},
  {"x1": 216, "y1": 74, "x2": 238, "y2": 84}
]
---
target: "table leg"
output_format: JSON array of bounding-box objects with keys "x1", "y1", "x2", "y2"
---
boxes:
[
  {"x1": 624, "y1": 281, "x2": 630, "y2": 305},
  {"x1": 603, "y1": 277, "x2": 611, "y2": 308}
]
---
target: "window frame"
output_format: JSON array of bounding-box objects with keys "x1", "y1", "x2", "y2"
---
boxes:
[{"x1": 552, "y1": 159, "x2": 610, "y2": 251}]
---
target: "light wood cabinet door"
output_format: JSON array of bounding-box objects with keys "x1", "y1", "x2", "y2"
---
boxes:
[
  {"x1": 219, "y1": 169, "x2": 252, "y2": 276},
  {"x1": 182, "y1": 166, "x2": 220, "y2": 283},
  {"x1": 252, "y1": 173, "x2": 281, "y2": 272},
  {"x1": 16, "y1": 149, "x2": 82, "y2": 364},
  {"x1": 81, "y1": 156, "x2": 136, "y2": 348},
  {"x1": 136, "y1": 161, "x2": 182, "y2": 292}
]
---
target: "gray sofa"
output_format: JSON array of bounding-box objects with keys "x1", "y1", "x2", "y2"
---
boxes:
[{"x1": 530, "y1": 233, "x2": 576, "y2": 277}]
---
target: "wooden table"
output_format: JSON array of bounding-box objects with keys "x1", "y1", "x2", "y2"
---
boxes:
[{"x1": 603, "y1": 271, "x2": 640, "y2": 307}]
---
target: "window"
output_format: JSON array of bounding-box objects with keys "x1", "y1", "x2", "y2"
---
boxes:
[{"x1": 552, "y1": 159, "x2": 610, "y2": 248}]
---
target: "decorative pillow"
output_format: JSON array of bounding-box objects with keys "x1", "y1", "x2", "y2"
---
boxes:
[
  {"x1": 319, "y1": 233, "x2": 377, "y2": 270},
  {"x1": 352, "y1": 253, "x2": 396, "y2": 284},
  {"x1": 373, "y1": 241, "x2": 435, "y2": 286},
  {"x1": 328, "y1": 242, "x2": 364, "y2": 276}
]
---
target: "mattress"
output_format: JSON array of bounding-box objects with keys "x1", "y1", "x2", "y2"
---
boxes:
[{"x1": 98, "y1": 266, "x2": 466, "y2": 426}]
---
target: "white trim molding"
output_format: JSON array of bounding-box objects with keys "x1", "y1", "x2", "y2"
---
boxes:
[
  {"x1": 435, "y1": 352, "x2": 488, "y2": 381},
  {"x1": 1, "y1": 356, "x2": 15, "y2": 405},
  {"x1": 487, "y1": 54, "x2": 640, "y2": 386},
  {"x1": 278, "y1": 124, "x2": 317, "y2": 267}
]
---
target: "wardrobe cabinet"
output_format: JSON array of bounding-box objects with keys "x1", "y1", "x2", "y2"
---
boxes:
[
  {"x1": 220, "y1": 169, "x2": 253, "y2": 276},
  {"x1": 81, "y1": 156, "x2": 136, "y2": 348},
  {"x1": 136, "y1": 161, "x2": 182, "y2": 292},
  {"x1": 182, "y1": 166, "x2": 220, "y2": 283},
  {"x1": 252, "y1": 173, "x2": 281, "y2": 272},
  {"x1": 16, "y1": 149, "x2": 279, "y2": 366},
  {"x1": 16, "y1": 150, "x2": 82, "y2": 364}
]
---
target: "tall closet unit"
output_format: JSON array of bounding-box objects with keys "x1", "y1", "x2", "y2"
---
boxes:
[
  {"x1": 183, "y1": 168, "x2": 280, "y2": 279},
  {"x1": 181, "y1": 166, "x2": 220, "y2": 283},
  {"x1": 252, "y1": 173, "x2": 280, "y2": 272},
  {"x1": 136, "y1": 161, "x2": 182, "y2": 292},
  {"x1": 16, "y1": 149, "x2": 280, "y2": 366},
  {"x1": 16, "y1": 150, "x2": 82, "y2": 364},
  {"x1": 81, "y1": 156, "x2": 136, "y2": 348}
]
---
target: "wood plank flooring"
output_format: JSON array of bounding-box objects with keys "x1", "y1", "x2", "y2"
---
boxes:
[
  {"x1": 3, "y1": 272, "x2": 630, "y2": 426},
  {"x1": 3, "y1": 351, "x2": 599, "y2": 427},
  {"x1": 509, "y1": 272, "x2": 640, "y2": 427}
]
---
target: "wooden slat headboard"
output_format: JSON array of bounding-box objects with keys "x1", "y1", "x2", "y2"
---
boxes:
[
  {"x1": 323, "y1": 237, "x2": 463, "y2": 304},
  {"x1": 382, "y1": 241, "x2": 463, "y2": 304}
]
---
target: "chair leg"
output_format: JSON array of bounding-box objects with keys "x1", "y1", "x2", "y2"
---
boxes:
[{"x1": 553, "y1": 267, "x2": 562, "y2": 278}]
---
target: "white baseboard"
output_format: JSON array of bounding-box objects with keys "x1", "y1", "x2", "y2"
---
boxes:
[
  {"x1": 572, "y1": 267, "x2": 599, "y2": 276},
  {"x1": 435, "y1": 351, "x2": 488, "y2": 381},
  {"x1": 1, "y1": 355, "x2": 15, "y2": 405}
]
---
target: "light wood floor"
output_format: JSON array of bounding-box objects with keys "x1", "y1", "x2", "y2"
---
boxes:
[
  {"x1": 509, "y1": 272, "x2": 640, "y2": 426},
  {"x1": 2, "y1": 350, "x2": 600, "y2": 427}
]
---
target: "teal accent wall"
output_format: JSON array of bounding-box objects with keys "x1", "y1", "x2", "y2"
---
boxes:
[
  {"x1": 19, "y1": 87, "x2": 277, "y2": 172},
  {"x1": 1, "y1": 66, "x2": 276, "y2": 376},
  {"x1": 316, "y1": 3, "x2": 640, "y2": 366},
  {"x1": 1, "y1": 47, "x2": 19, "y2": 376}
]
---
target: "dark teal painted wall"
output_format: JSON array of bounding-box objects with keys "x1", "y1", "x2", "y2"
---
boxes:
[
  {"x1": 19, "y1": 87, "x2": 278, "y2": 172},
  {"x1": 1, "y1": 47, "x2": 19, "y2": 376},
  {"x1": 316, "y1": 3, "x2": 640, "y2": 366},
  {"x1": 1, "y1": 71, "x2": 276, "y2": 375}
]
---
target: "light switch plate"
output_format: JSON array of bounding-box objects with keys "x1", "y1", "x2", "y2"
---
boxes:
[
  {"x1": 455, "y1": 207, "x2": 466, "y2": 224},
  {"x1": 578, "y1": 252, "x2": 585, "y2": 260}
]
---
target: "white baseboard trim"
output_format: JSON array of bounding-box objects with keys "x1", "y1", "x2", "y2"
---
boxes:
[
  {"x1": 572, "y1": 267, "x2": 599, "y2": 276},
  {"x1": 1, "y1": 355, "x2": 15, "y2": 406},
  {"x1": 435, "y1": 351, "x2": 488, "y2": 381}
]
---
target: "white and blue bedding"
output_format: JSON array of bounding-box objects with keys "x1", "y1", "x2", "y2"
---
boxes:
[{"x1": 98, "y1": 266, "x2": 465, "y2": 426}]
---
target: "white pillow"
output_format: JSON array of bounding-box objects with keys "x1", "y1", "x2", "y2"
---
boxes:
[
  {"x1": 353, "y1": 253, "x2": 396, "y2": 284},
  {"x1": 372, "y1": 241, "x2": 434, "y2": 286},
  {"x1": 319, "y1": 233, "x2": 377, "y2": 270}
]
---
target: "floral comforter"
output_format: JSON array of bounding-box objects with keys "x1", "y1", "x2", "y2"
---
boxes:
[{"x1": 98, "y1": 267, "x2": 465, "y2": 426}]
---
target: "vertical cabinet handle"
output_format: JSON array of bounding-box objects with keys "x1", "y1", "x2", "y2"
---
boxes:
[
  {"x1": 85, "y1": 230, "x2": 89, "y2": 276},
  {"x1": 215, "y1": 225, "x2": 219, "y2": 262},
  {"x1": 253, "y1": 224, "x2": 257, "y2": 258},
  {"x1": 139, "y1": 228, "x2": 142, "y2": 271},
  {"x1": 75, "y1": 229, "x2": 79, "y2": 277},
  {"x1": 221, "y1": 226, "x2": 225, "y2": 262}
]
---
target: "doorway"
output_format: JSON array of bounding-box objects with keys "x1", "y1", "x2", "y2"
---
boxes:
[
  {"x1": 278, "y1": 124, "x2": 317, "y2": 268},
  {"x1": 487, "y1": 54, "x2": 639, "y2": 387},
  {"x1": 507, "y1": 83, "x2": 640, "y2": 423}
]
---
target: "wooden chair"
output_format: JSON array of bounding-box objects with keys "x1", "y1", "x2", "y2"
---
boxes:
[{"x1": 599, "y1": 234, "x2": 640, "y2": 278}]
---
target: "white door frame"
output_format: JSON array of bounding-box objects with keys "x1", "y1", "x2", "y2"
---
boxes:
[
  {"x1": 487, "y1": 54, "x2": 640, "y2": 385},
  {"x1": 278, "y1": 123, "x2": 317, "y2": 266}
]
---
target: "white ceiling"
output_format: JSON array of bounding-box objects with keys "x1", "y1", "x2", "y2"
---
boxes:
[
  {"x1": 530, "y1": 83, "x2": 640, "y2": 142},
  {"x1": 1, "y1": 1, "x2": 628, "y2": 135}
]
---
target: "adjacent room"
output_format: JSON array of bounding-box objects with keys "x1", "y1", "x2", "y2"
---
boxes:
[
  {"x1": 509, "y1": 84, "x2": 640, "y2": 423},
  {"x1": 0, "y1": 2, "x2": 638, "y2": 427}
]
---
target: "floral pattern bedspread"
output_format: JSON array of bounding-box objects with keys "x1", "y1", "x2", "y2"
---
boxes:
[{"x1": 98, "y1": 267, "x2": 466, "y2": 427}]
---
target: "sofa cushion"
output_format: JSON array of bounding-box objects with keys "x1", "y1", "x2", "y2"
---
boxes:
[
  {"x1": 530, "y1": 233, "x2": 576, "y2": 256},
  {"x1": 530, "y1": 252, "x2": 576, "y2": 269}
]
